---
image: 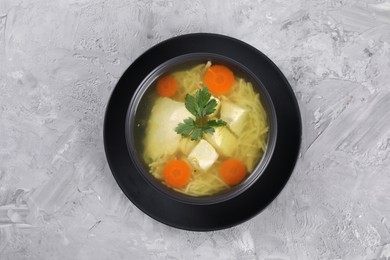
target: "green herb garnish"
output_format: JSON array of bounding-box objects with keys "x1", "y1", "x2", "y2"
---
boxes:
[{"x1": 175, "y1": 88, "x2": 227, "y2": 141}]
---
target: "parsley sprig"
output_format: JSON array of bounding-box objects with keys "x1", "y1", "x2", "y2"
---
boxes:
[{"x1": 175, "y1": 88, "x2": 227, "y2": 141}]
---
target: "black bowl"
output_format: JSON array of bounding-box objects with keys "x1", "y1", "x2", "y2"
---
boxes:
[
  {"x1": 104, "y1": 33, "x2": 301, "y2": 231},
  {"x1": 126, "y1": 53, "x2": 277, "y2": 205}
]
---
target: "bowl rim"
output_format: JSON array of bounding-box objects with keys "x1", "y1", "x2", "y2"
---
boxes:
[{"x1": 125, "y1": 52, "x2": 278, "y2": 205}]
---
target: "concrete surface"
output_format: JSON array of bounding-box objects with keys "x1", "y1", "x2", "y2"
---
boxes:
[{"x1": 1, "y1": 0, "x2": 390, "y2": 259}]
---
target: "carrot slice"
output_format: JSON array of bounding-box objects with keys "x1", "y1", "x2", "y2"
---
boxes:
[
  {"x1": 204, "y1": 65, "x2": 234, "y2": 95},
  {"x1": 163, "y1": 160, "x2": 191, "y2": 188},
  {"x1": 219, "y1": 158, "x2": 247, "y2": 186},
  {"x1": 156, "y1": 75, "x2": 178, "y2": 97}
]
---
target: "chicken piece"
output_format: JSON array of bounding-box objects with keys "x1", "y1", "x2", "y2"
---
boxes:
[
  {"x1": 188, "y1": 139, "x2": 219, "y2": 171},
  {"x1": 220, "y1": 101, "x2": 247, "y2": 135},
  {"x1": 204, "y1": 127, "x2": 238, "y2": 157},
  {"x1": 143, "y1": 97, "x2": 193, "y2": 161}
]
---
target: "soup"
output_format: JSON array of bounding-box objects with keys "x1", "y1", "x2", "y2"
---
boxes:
[{"x1": 141, "y1": 62, "x2": 268, "y2": 197}]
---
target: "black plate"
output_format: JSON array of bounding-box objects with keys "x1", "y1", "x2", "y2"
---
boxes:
[{"x1": 104, "y1": 33, "x2": 301, "y2": 231}]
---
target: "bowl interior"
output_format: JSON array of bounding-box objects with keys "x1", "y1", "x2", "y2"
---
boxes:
[{"x1": 125, "y1": 53, "x2": 277, "y2": 205}]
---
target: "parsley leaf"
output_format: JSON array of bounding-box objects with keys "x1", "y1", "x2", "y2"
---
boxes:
[
  {"x1": 175, "y1": 88, "x2": 228, "y2": 141},
  {"x1": 203, "y1": 99, "x2": 217, "y2": 116},
  {"x1": 184, "y1": 95, "x2": 200, "y2": 117},
  {"x1": 191, "y1": 128, "x2": 204, "y2": 141},
  {"x1": 175, "y1": 118, "x2": 196, "y2": 137},
  {"x1": 206, "y1": 119, "x2": 227, "y2": 127},
  {"x1": 195, "y1": 88, "x2": 211, "y2": 116}
]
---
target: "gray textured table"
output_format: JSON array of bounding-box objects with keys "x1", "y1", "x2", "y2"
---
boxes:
[{"x1": 1, "y1": 0, "x2": 390, "y2": 259}]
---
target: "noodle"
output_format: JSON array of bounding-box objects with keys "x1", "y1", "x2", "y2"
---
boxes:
[
  {"x1": 143, "y1": 62, "x2": 268, "y2": 197},
  {"x1": 223, "y1": 79, "x2": 269, "y2": 172}
]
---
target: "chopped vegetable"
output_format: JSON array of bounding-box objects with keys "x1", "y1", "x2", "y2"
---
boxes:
[
  {"x1": 219, "y1": 158, "x2": 247, "y2": 186},
  {"x1": 163, "y1": 160, "x2": 191, "y2": 188},
  {"x1": 175, "y1": 88, "x2": 227, "y2": 141},
  {"x1": 204, "y1": 65, "x2": 234, "y2": 95},
  {"x1": 156, "y1": 75, "x2": 178, "y2": 97}
]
